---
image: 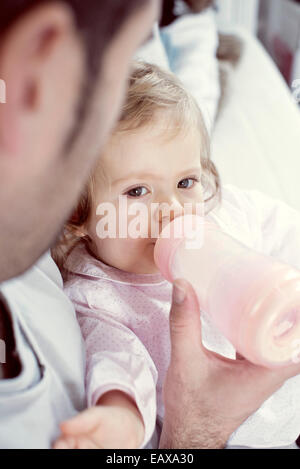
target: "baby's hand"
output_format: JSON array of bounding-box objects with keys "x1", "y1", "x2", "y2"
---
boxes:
[{"x1": 53, "y1": 391, "x2": 145, "y2": 449}]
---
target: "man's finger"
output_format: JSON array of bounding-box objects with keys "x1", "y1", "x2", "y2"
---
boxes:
[{"x1": 169, "y1": 278, "x2": 204, "y2": 361}]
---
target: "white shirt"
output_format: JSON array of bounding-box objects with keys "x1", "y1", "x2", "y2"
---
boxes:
[{"x1": 0, "y1": 253, "x2": 86, "y2": 449}]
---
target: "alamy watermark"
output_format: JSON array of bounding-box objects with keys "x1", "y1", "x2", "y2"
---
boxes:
[
  {"x1": 95, "y1": 197, "x2": 205, "y2": 248},
  {"x1": 0, "y1": 340, "x2": 5, "y2": 364},
  {"x1": 0, "y1": 79, "x2": 6, "y2": 104}
]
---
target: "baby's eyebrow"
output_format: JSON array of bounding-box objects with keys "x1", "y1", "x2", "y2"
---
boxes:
[
  {"x1": 179, "y1": 167, "x2": 202, "y2": 177},
  {"x1": 112, "y1": 167, "x2": 202, "y2": 186},
  {"x1": 112, "y1": 172, "x2": 163, "y2": 185}
]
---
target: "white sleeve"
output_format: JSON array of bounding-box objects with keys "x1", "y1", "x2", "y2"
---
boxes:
[
  {"x1": 160, "y1": 8, "x2": 220, "y2": 134},
  {"x1": 76, "y1": 305, "x2": 158, "y2": 449}
]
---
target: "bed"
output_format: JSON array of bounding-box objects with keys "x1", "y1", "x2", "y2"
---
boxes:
[
  {"x1": 212, "y1": 27, "x2": 300, "y2": 211},
  {"x1": 137, "y1": 12, "x2": 300, "y2": 211}
]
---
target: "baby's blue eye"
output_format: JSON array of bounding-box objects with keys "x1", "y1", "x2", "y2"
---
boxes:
[
  {"x1": 178, "y1": 178, "x2": 197, "y2": 189},
  {"x1": 126, "y1": 186, "x2": 149, "y2": 198}
]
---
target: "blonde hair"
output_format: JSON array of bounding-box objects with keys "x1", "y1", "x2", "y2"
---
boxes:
[{"x1": 52, "y1": 61, "x2": 221, "y2": 271}]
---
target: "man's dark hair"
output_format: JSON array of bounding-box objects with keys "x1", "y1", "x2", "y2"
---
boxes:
[{"x1": 0, "y1": 0, "x2": 149, "y2": 150}]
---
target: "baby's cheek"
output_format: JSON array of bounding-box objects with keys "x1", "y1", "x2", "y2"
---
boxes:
[
  {"x1": 116, "y1": 238, "x2": 156, "y2": 273},
  {"x1": 103, "y1": 237, "x2": 149, "y2": 271},
  {"x1": 124, "y1": 206, "x2": 151, "y2": 239}
]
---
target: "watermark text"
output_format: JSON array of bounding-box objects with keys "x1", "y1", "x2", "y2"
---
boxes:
[
  {"x1": 0, "y1": 339, "x2": 6, "y2": 364},
  {"x1": 0, "y1": 79, "x2": 6, "y2": 104},
  {"x1": 95, "y1": 197, "x2": 205, "y2": 248}
]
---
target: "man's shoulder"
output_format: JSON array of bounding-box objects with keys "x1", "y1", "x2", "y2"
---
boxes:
[
  {"x1": 0, "y1": 253, "x2": 85, "y2": 380},
  {"x1": 0, "y1": 252, "x2": 77, "y2": 328},
  {"x1": 34, "y1": 251, "x2": 63, "y2": 288}
]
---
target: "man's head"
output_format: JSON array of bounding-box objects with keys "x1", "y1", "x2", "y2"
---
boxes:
[{"x1": 0, "y1": 0, "x2": 159, "y2": 281}]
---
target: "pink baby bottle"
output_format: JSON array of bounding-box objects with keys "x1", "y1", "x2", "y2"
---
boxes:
[{"x1": 154, "y1": 214, "x2": 300, "y2": 368}]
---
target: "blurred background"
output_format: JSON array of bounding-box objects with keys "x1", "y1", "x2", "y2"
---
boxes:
[
  {"x1": 154, "y1": 0, "x2": 300, "y2": 209},
  {"x1": 216, "y1": 0, "x2": 300, "y2": 89}
]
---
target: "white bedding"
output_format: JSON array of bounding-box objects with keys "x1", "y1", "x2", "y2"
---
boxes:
[
  {"x1": 212, "y1": 27, "x2": 300, "y2": 212},
  {"x1": 136, "y1": 9, "x2": 220, "y2": 134},
  {"x1": 137, "y1": 15, "x2": 300, "y2": 212}
]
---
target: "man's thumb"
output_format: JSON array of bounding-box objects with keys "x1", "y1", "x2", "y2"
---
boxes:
[{"x1": 169, "y1": 278, "x2": 203, "y2": 358}]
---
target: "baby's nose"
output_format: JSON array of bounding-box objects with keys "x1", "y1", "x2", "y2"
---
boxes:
[{"x1": 153, "y1": 198, "x2": 184, "y2": 232}]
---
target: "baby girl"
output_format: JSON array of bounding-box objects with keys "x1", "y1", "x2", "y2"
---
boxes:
[{"x1": 53, "y1": 62, "x2": 300, "y2": 449}]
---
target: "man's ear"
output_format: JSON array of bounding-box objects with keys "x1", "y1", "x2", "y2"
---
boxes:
[{"x1": 0, "y1": 2, "x2": 82, "y2": 157}]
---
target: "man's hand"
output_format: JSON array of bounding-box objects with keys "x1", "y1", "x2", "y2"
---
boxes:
[
  {"x1": 160, "y1": 279, "x2": 300, "y2": 449},
  {"x1": 53, "y1": 390, "x2": 145, "y2": 449}
]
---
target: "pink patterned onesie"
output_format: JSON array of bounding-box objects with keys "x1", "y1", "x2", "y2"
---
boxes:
[{"x1": 64, "y1": 184, "x2": 300, "y2": 449}]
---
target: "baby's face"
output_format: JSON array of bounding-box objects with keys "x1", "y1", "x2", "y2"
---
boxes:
[{"x1": 86, "y1": 121, "x2": 204, "y2": 274}]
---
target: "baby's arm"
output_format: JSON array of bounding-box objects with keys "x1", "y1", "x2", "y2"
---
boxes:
[
  {"x1": 53, "y1": 292, "x2": 158, "y2": 449},
  {"x1": 54, "y1": 390, "x2": 145, "y2": 449}
]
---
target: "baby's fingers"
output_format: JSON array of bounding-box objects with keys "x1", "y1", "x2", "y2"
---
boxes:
[
  {"x1": 53, "y1": 435, "x2": 100, "y2": 450},
  {"x1": 76, "y1": 436, "x2": 101, "y2": 449},
  {"x1": 53, "y1": 435, "x2": 77, "y2": 449},
  {"x1": 60, "y1": 407, "x2": 103, "y2": 436}
]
